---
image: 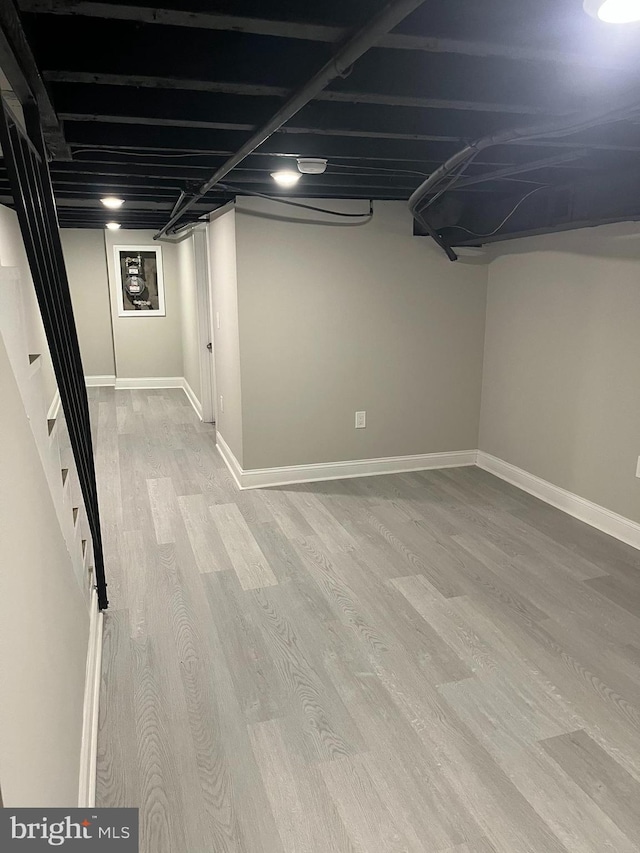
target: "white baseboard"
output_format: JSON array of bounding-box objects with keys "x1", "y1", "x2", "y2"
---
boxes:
[
  {"x1": 78, "y1": 588, "x2": 104, "y2": 808},
  {"x1": 216, "y1": 433, "x2": 244, "y2": 488},
  {"x1": 216, "y1": 434, "x2": 476, "y2": 490},
  {"x1": 114, "y1": 376, "x2": 184, "y2": 390},
  {"x1": 217, "y1": 439, "x2": 640, "y2": 550},
  {"x1": 85, "y1": 375, "x2": 116, "y2": 387},
  {"x1": 477, "y1": 451, "x2": 640, "y2": 551},
  {"x1": 182, "y1": 378, "x2": 203, "y2": 420},
  {"x1": 84, "y1": 375, "x2": 203, "y2": 419}
]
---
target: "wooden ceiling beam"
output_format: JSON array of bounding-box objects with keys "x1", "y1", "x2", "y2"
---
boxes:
[
  {"x1": 59, "y1": 112, "x2": 640, "y2": 153},
  {"x1": 19, "y1": 1, "x2": 625, "y2": 69},
  {"x1": 64, "y1": 144, "x2": 595, "y2": 172},
  {"x1": 44, "y1": 70, "x2": 556, "y2": 117},
  {"x1": 0, "y1": 0, "x2": 70, "y2": 157}
]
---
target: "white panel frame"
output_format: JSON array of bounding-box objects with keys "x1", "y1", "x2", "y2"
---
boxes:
[{"x1": 113, "y1": 244, "x2": 165, "y2": 317}]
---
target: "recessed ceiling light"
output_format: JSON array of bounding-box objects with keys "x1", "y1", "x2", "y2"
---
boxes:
[
  {"x1": 270, "y1": 170, "x2": 301, "y2": 187},
  {"x1": 105, "y1": 222, "x2": 121, "y2": 230},
  {"x1": 100, "y1": 196, "x2": 125, "y2": 209},
  {"x1": 584, "y1": 0, "x2": 640, "y2": 22}
]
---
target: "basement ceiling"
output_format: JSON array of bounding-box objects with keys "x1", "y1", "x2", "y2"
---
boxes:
[{"x1": 6, "y1": 0, "x2": 640, "y2": 240}]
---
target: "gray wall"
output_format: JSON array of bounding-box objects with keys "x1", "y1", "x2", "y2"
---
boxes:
[
  {"x1": 61, "y1": 229, "x2": 115, "y2": 377},
  {"x1": 480, "y1": 224, "x2": 640, "y2": 524},
  {"x1": 235, "y1": 198, "x2": 487, "y2": 470},
  {"x1": 0, "y1": 336, "x2": 90, "y2": 806},
  {"x1": 63, "y1": 228, "x2": 194, "y2": 383},
  {"x1": 177, "y1": 234, "x2": 201, "y2": 400},
  {"x1": 104, "y1": 229, "x2": 183, "y2": 380},
  {"x1": 207, "y1": 207, "x2": 244, "y2": 463}
]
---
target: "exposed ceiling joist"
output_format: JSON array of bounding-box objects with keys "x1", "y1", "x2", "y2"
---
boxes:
[
  {"x1": 64, "y1": 141, "x2": 477, "y2": 167},
  {"x1": 25, "y1": 174, "x2": 509, "y2": 197},
  {"x1": 43, "y1": 70, "x2": 557, "y2": 117},
  {"x1": 153, "y1": 0, "x2": 431, "y2": 236},
  {"x1": 440, "y1": 168, "x2": 640, "y2": 247},
  {"x1": 411, "y1": 84, "x2": 640, "y2": 256},
  {"x1": 58, "y1": 111, "x2": 461, "y2": 143},
  {"x1": 18, "y1": 1, "x2": 626, "y2": 69},
  {"x1": 45, "y1": 167, "x2": 418, "y2": 187},
  {"x1": 59, "y1": 112, "x2": 640, "y2": 153},
  {"x1": 51, "y1": 159, "x2": 431, "y2": 179},
  {"x1": 0, "y1": 194, "x2": 216, "y2": 212},
  {"x1": 66, "y1": 144, "x2": 596, "y2": 172},
  {"x1": 441, "y1": 151, "x2": 586, "y2": 191},
  {"x1": 12, "y1": 0, "x2": 640, "y2": 235},
  {"x1": 0, "y1": 0, "x2": 69, "y2": 158}
]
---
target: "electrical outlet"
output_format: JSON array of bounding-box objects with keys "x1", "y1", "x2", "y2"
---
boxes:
[
  {"x1": 636, "y1": 456, "x2": 640, "y2": 478},
  {"x1": 355, "y1": 411, "x2": 366, "y2": 429},
  {"x1": 219, "y1": 395, "x2": 224, "y2": 413}
]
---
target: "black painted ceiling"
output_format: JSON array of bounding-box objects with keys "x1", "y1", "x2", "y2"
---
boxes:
[{"x1": 8, "y1": 0, "x2": 640, "y2": 240}]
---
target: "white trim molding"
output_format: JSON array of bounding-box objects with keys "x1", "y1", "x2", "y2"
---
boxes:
[
  {"x1": 114, "y1": 376, "x2": 184, "y2": 390},
  {"x1": 85, "y1": 375, "x2": 116, "y2": 387},
  {"x1": 47, "y1": 388, "x2": 61, "y2": 421},
  {"x1": 216, "y1": 434, "x2": 476, "y2": 490},
  {"x1": 182, "y1": 378, "x2": 203, "y2": 420},
  {"x1": 78, "y1": 589, "x2": 104, "y2": 808},
  {"x1": 84, "y1": 376, "x2": 203, "y2": 418},
  {"x1": 217, "y1": 439, "x2": 640, "y2": 550},
  {"x1": 477, "y1": 451, "x2": 640, "y2": 551},
  {"x1": 113, "y1": 243, "x2": 166, "y2": 318},
  {"x1": 216, "y1": 433, "x2": 244, "y2": 488},
  {"x1": 194, "y1": 227, "x2": 215, "y2": 424}
]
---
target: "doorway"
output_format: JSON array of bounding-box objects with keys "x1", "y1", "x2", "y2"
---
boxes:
[{"x1": 193, "y1": 227, "x2": 216, "y2": 424}]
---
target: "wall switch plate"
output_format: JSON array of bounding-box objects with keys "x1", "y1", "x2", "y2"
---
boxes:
[
  {"x1": 355, "y1": 411, "x2": 366, "y2": 429},
  {"x1": 219, "y1": 395, "x2": 224, "y2": 413},
  {"x1": 216, "y1": 311, "x2": 220, "y2": 329},
  {"x1": 636, "y1": 456, "x2": 640, "y2": 478}
]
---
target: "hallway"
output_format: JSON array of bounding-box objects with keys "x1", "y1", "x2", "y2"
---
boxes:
[{"x1": 93, "y1": 388, "x2": 640, "y2": 853}]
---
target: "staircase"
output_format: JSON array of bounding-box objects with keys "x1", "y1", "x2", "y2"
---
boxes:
[{"x1": 0, "y1": 265, "x2": 95, "y2": 606}]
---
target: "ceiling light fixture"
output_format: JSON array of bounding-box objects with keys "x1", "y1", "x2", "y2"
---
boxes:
[
  {"x1": 584, "y1": 0, "x2": 640, "y2": 22},
  {"x1": 105, "y1": 222, "x2": 121, "y2": 230},
  {"x1": 270, "y1": 170, "x2": 301, "y2": 187},
  {"x1": 297, "y1": 158, "x2": 328, "y2": 175},
  {"x1": 100, "y1": 196, "x2": 125, "y2": 209}
]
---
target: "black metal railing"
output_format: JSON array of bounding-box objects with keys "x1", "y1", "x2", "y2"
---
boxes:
[{"x1": 0, "y1": 96, "x2": 108, "y2": 609}]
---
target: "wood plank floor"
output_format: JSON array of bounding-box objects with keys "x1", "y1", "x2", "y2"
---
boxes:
[{"x1": 92, "y1": 387, "x2": 640, "y2": 853}]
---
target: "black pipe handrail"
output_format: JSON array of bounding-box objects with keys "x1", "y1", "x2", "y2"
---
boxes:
[{"x1": 0, "y1": 97, "x2": 108, "y2": 610}]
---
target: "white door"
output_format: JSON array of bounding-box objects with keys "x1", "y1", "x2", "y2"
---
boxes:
[{"x1": 193, "y1": 228, "x2": 216, "y2": 423}]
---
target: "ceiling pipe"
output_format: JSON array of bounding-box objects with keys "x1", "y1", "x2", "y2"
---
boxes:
[
  {"x1": 409, "y1": 88, "x2": 640, "y2": 260},
  {"x1": 153, "y1": 0, "x2": 428, "y2": 238},
  {"x1": 169, "y1": 188, "x2": 187, "y2": 219},
  {"x1": 430, "y1": 150, "x2": 585, "y2": 192}
]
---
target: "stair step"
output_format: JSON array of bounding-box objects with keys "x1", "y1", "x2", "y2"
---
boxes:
[
  {"x1": 81, "y1": 539, "x2": 87, "y2": 557},
  {"x1": 72, "y1": 507, "x2": 79, "y2": 526},
  {"x1": 61, "y1": 468, "x2": 69, "y2": 487},
  {"x1": 47, "y1": 418, "x2": 56, "y2": 436},
  {"x1": 28, "y1": 353, "x2": 41, "y2": 364}
]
